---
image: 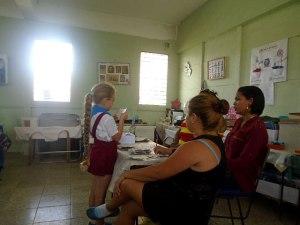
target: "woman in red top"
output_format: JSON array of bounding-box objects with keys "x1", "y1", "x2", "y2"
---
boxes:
[{"x1": 225, "y1": 86, "x2": 268, "y2": 192}]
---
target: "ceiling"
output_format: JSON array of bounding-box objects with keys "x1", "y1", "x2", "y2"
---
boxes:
[{"x1": 0, "y1": 0, "x2": 208, "y2": 40}]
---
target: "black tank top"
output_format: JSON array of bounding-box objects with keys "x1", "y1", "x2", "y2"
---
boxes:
[{"x1": 167, "y1": 134, "x2": 226, "y2": 199}]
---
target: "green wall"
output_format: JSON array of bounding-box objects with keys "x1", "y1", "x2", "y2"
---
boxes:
[
  {"x1": 0, "y1": 17, "x2": 178, "y2": 150},
  {"x1": 177, "y1": 0, "x2": 300, "y2": 115},
  {"x1": 2, "y1": 0, "x2": 300, "y2": 151},
  {"x1": 241, "y1": 2, "x2": 300, "y2": 115},
  {"x1": 178, "y1": 44, "x2": 203, "y2": 105}
]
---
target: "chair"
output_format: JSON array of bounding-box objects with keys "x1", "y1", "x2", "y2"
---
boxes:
[
  {"x1": 211, "y1": 185, "x2": 256, "y2": 225},
  {"x1": 211, "y1": 149, "x2": 270, "y2": 225},
  {"x1": 163, "y1": 128, "x2": 180, "y2": 147},
  {"x1": 154, "y1": 128, "x2": 163, "y2": 145}
]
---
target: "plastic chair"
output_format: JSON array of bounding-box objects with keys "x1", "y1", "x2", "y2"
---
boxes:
[{"x1": 211, "y1": 149, "x2": 269, "y2": 225}]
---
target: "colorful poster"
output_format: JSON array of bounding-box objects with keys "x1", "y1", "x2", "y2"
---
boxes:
[{"x1": 250, "y1": 39, "x2": 288, "y2": 85}]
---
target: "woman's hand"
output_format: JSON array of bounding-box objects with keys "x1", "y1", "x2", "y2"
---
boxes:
[
  {"x1": 113, "y1": 174, "x2": 127, "y2": 197},
  {"x1": 154, "y1": 145, "x2": 174, "y2": 155}
]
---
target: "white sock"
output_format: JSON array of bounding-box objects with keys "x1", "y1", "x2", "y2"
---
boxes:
[{"x1": 94, "y1": 204, "x2": 113, "y2": 218}]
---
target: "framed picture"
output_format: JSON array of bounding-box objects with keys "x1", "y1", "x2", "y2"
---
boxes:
[
  {"x1": 0, "y1": 54, "x2": 8, "y2": 85},
  {"x1": 99, "y1": 74, "x2": 106, "y2": 82},
  {"x1": 207, "y1": 57, "x2": 225, "y2": 80},
  {"x1": 97, "y1": 62, "x2": 130, "y2": 85},
  {"x1": 99, "y1": 64, "x2": 106, "y2": 74}
]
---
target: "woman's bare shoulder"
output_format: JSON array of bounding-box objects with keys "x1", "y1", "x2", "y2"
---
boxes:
[{"x1": 177, "y1": 140, "x2": 207, "y2": 153}]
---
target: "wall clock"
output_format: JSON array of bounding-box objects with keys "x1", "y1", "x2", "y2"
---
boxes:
[{"x1": 184, "y1": 62, "x2": 192, "y2": 77}]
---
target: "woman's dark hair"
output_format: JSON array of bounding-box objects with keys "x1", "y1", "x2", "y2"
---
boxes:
[
  {"x1": 238, "y1": 86, "x2": 265, "y2": 115},
  {"x1": 189, "y1": 90, "x2": 229, "y2": 133}
]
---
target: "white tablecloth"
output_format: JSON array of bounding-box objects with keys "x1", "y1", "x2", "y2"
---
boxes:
[
  {"x1": 14, "y1": 126, "x2": 82, "y2": 141},
  {"x1": 108, "y1": 141, "x2": 168, "y2": 192}
]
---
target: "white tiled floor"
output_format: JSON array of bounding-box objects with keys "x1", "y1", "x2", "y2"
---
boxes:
[
  {"x1": 0, "y1": 153, "x2": 90, "y2": 225},
  {"x1": 0, "y1": 153, "x2": 298, "y2": 225}
]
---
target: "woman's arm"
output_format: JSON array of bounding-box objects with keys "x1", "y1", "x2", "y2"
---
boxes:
[
  {"x1": 154, "y1": 145, "x2": 175, "y2": 155},
  {"x1": 121, "y1": 141, "x2": 206, "y2": 182}
]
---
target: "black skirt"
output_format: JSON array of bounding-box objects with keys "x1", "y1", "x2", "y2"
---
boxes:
[{"x1": 142, "y1": 180, "x2": 214, "y2": 225}]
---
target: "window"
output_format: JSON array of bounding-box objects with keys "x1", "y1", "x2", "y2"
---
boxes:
[
  {"x1": 31, "y1": 40, "x2": 73, "y2": 102},
  {"x1": 139, "y1": 52, "x2": 168, "y2": 106}
]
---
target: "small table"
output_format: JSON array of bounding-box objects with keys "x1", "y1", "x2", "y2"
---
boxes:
[
  {"x1": 14, "y1": 126, "x2": 82, "y2": 164},
  {"x1": 108, "y1": 141, "x2": 168, "y2": 192}
]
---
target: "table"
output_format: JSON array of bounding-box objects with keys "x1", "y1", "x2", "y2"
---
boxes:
[
  {"x1": 14, "y1": 126, "x2": 82, "y2": 164},
  {"x1": 14, "y1": 126, "x2": 81, "y2": 141},
  {"x1": 108, "y1": 141, "x2": 168, "y2": 192}
]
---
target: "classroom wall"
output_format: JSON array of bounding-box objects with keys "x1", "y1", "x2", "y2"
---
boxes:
[
  {"x1": 177, "y1": 0, "x2": 300, "y2": 114},
  {"x1": 0, "y1": 16, "x2": 179, "y2": 150}
]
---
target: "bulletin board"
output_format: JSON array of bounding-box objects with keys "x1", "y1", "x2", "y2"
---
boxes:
[{"x1": 97, "y1": 62, "x2": 130, "y2": 85}]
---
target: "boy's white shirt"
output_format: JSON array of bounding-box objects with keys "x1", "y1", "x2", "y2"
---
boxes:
[{"x1": 89, "y1": 112, "x2": 118, "y2": 143}]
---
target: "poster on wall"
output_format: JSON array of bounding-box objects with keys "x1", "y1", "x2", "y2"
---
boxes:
[
  {"x1": 257, "y1": 82, "x2": 274, "y2": 105},
  {"x1": 250, "y1": 39, "x2": 288, "y2": 85},
  {"x1": 0, "y1": 54, "x2": 8, "y2": 85},
  {"x1": 207, "y1": 57, "x2": 225, "y2": 80},
  {"x1": 97, "y1": 62, "x2": 130, "y2": 85},
  {"x1": 256, "y1": 72, "x2": 274, "y2": 105}
]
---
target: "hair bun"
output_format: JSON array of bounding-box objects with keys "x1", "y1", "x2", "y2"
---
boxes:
[{"x1": 219, "y1": 99, "x2": 230, "y2": 115}]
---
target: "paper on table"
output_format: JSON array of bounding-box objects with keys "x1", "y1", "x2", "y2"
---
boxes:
[
  {"x1": 129, "y1": 149, "x2": 151, "y2": 155},
  {"x1": 129, "y1": 155, "x2": 148, "y2": 160},
  {"x1": 135, "y1": 137, "x2": 149, "y2": 142},
  {"x1": 274, "y1": 153, "x2": 288, "y2": 172}
]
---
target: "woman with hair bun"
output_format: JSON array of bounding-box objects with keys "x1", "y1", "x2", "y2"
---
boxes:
[
  {"x1": 86, "y1": 91, "x2": 229, "y2": 225},
  {"x1": 154, "y1": 89, "x2": 229, "y2": 156}
]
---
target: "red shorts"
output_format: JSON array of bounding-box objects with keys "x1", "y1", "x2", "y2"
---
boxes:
[{"x1": 88, "y1": 140, "x2": 118, "y2": 176}]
